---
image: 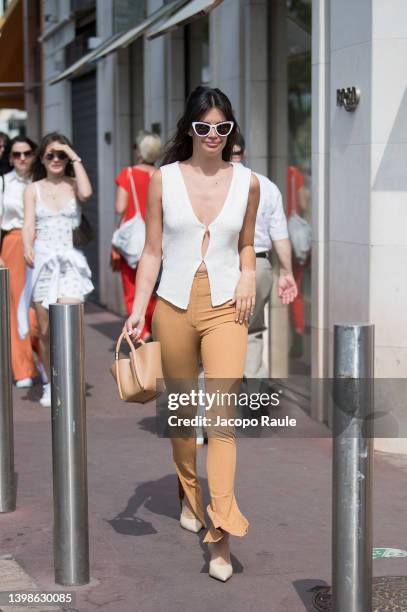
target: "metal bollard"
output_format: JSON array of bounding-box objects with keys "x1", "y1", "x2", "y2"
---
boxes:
[
  {"x1": 332, "y1": 323, "x2": 374, "y2": 612},
  {"x1": 0, "y1": 268, "x2": 15, "y2": 512},
  {"x1": 49, "y1": 303, "x2": 89, "y2": 585}
]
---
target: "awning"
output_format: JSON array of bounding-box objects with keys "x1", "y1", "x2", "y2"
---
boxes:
[
  {"x1": 147, "y1": 0, "x2": 223, "y2": 40},
  {"x1": 92, "y1": 0, "x2": 189, "y2": 60},
  {"x1": 48, "y1": 32, "x2": 123, "y2": 85},
  {"x1": 0, "y1": 0, "x2": 24, "y2": 109},
  {"x1": 48, "y1": 0, "x2": 219, "y2": 86}
]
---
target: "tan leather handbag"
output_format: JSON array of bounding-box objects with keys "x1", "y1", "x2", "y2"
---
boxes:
[{"x1": 110, "y1": 330, "x2": 165, "y2": 404}]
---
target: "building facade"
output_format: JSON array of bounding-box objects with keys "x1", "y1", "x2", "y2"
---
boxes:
[
  {"x1": 0, "y1": 0, "x2": 42, "y2": 140},
  {"x1": 26, "y1": 0, "x2": 407, "y2": 450}
]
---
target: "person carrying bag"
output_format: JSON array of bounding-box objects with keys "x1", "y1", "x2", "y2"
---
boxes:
[
  {"x1": 112, "y1": 131, "x2": 162, "y2": 340},
  {"x1": 112, "y1": 167, "x2": 146, "y2": 268}
]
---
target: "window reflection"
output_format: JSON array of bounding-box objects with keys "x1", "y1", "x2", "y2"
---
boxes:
[
  {"x1": 286, "y1": 0, "x2": 312, "y2": 377},
  {"x1": 185, "y1": 16, "x2": 210, "y2": 96}
]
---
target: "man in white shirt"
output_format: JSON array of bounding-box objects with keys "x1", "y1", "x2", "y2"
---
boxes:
[{"x1": 231, "y1": 135, "x2": 297, "y2": 380}]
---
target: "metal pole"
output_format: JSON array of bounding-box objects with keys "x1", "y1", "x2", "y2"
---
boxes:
[
  {"x1": 332, "y1": 323, "x2": 374, "y2": 612},
  {"x1": 0, "y1": 268, "x2": 15, "y2": 512},
  {"x1": 49, "y1": 303, "x2": 89, "y2": 586}
]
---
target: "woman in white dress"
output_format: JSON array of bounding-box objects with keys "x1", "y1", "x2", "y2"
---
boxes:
[{"x1": 22, "y1": 132, "x2": 94, "y2": 407}]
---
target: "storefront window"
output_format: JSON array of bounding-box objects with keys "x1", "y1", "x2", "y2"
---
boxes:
[
  {"x1": 184, "y1": 15, "x2": 210, "y2": 97},
  {"x1": 113, "y1": 0, "x2": 145, "y2": 34},
  {"x1": 286, "y1": 0, "x2": 312, "y2": 378}
]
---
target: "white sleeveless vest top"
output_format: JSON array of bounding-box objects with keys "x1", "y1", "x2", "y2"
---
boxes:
[{"x1": 156, "y1": 160, "x2": 252, "y2": 309}]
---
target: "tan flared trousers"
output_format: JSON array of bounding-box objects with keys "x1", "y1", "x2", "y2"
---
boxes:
[{"x1": 152, "y1": 269, "x2": 249, "y2": 543}]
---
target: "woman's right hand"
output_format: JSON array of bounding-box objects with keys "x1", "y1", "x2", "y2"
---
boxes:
[
  {"x1": 24, "y1": 245, "x2": 35, "y2": 267},
  {"x1": 124, "y1": 312, "x2": 145, "y2": 342}
]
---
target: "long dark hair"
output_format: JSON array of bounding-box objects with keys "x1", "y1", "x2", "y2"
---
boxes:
[
  {"x1": 0, "y1": 131, "x2": 11, "y2": 175},
  {"x1": 161, "y1": 86, "x2": 240, "y2": 165},
  {"x1": 31, "y1": 132, "x2": 75, "y2": 181},
  {"x1": 0, "y1": 131, "x2": 10, "y2": 160}
]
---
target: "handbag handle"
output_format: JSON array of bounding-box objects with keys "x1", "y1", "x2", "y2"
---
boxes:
[
  {"x1": 115, "y1": 330, "x2": 146, "y2": 399},
  {"x1": 128, "y1": 167, "x2": 142, "y2": 216}
]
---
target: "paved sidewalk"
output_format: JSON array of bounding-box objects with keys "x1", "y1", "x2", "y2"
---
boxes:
[{"x1": 1, "y1": 303, "x2": 407, "y2": 612}]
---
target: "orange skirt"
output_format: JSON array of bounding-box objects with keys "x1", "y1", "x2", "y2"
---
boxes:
[{"x1": 1, "y1": 229, "x2": 37, "y2": 381}]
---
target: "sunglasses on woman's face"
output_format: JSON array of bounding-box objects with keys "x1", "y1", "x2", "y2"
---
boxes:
[
  {"x1": 44, "y1": 151, "x2": 68, "y2": 161},
  {"x1": 191, "y1": 121, "x2": 234, "y2": 138},
  {"x1": 12, "y1": 150, "x2": 33, "y2": 159}
]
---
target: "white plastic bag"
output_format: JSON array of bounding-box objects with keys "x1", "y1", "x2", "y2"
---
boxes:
[
  {"x1": 112, "y1": 213, "x2": 145, "y2": 268},
  {"x1": 288, "y1": 213, "x2": 312, "y2": 265},
  {"x1": 111, "y1": 167, "x2": 146, "y2": 269}
]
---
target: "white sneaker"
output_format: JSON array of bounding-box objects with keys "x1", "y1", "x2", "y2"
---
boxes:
[
  {"x1": 39, "y1": 383, "x2": 51, "y2": 407},
  {"x1": 16, "y1": 378, "x2": 33, "y2": 389}
]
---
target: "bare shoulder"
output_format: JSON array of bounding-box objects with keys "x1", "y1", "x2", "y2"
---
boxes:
[
  {"x1": 25, "y1": 182, "x2": 36, "y2": 196},
  {"x1": 149, "y1": 168, "x2": 162, "y2": 192},
  {"x1": 250, "y1": 171, "x2": 260, "y2": 190},
  {"x1": 249, "y1": 171, "x2": 260, "y2": 196},
  {"x1": 150, "y1": 167, "x2": 162, "y2": 182}
]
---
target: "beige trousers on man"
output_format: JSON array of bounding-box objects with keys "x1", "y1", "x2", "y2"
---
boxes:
[
  {"x1": 245, "y1": 256, "x2": 273, "y2": 379},
  {"x1": 152, "y1": 269, "x2": 249, "y2": 543}
]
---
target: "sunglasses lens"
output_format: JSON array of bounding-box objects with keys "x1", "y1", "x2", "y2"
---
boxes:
[
  {"x1": 194, "y1": 123, "x2": 210, "y2": 136},
  {"x1": 45, "y1": 151, "x2": 68, "y2": 161},
  {"x1": 217, "y1": 122, "x2": 232, "y2": 136},
  {"x1": 12, "y1": 150, "x2": 32, "y2": 159}
]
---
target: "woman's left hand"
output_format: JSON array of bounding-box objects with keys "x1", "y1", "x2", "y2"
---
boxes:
[
  {"x1": 51, "y1": 142, "x2": 77, "y2": 161},
  {"x1": 229, "y1": 269, "x2": 256, "y2": 324}
]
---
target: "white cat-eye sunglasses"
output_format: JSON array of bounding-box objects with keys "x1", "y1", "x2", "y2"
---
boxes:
[{"x1": 191, "y1": 121, "x2": 234, "y2": 138}]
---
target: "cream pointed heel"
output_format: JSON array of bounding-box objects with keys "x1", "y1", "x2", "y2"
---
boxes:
[
  {"x1": 209, "y1": 560, "x2": 233, "y2": 582},
  {"x1": 180, "y1": 498, "x2": 203, "y2": 533}
]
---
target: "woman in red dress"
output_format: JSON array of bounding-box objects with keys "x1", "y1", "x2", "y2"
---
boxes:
[{"x1": 114, "y1": 131, "x2": 162, "y2": 340}]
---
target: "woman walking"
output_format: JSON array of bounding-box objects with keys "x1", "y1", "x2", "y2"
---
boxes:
[
  {"x1": 0, "y1": 136, "x2": 38, "y2": 387},
  {"x1": 114, "y1": 130, "x2": 161, "y2": 339},
  {"x1": 22, "y1": 132, "x2": 94, "y2": 407},
  {"x1": 124, "y1": 86, "x2": 293, "y2": 582}
]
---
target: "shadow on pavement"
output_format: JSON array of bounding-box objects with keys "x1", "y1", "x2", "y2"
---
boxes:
[
  {"x1": 137, "y1": 415, "x2": 159, "y2": 436},
  {"x1": 106, "y1": 474, "x2": 190, "y2": 536},
  {"x1": 20, "y1": 382, "x2": 94, "y2": 404},
  {"x1": 88, "y1": 320, "x2": 124, "y2": 353}
]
